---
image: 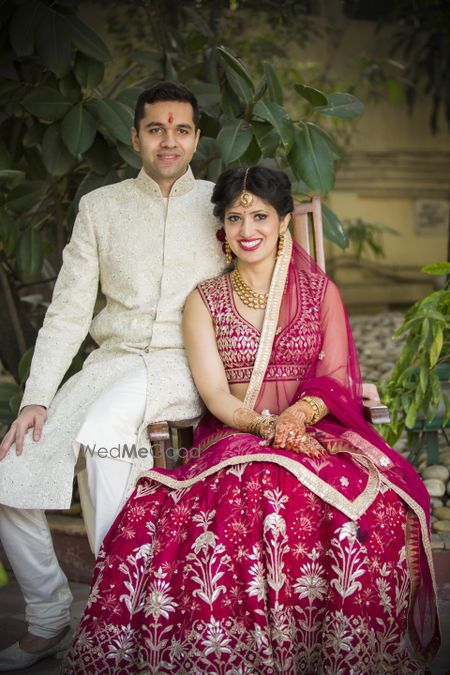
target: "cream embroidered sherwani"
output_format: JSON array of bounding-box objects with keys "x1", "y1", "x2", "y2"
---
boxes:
[{"x1": 0, "y1": 167, "x2": 224, "y2": 509}]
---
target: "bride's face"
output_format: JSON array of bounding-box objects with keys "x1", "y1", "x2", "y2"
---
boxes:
[{"x1": 224, "y1": 193, "x2": 289, "y2": 265}]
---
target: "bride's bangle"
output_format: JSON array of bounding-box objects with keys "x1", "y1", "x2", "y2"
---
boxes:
[
  {"x1": 247, "y1": 414, "x2": 277, "y2": 440},
  {"x1": 298, "y1": 396, "x2": 328, "y2": 424},
  {"x1": 233, "y1": 408, "x2": 277, "y2": 440}
]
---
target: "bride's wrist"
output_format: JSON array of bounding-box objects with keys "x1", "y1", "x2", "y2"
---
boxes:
[
  {"x1": 233, "y1": 408, "x2": 277, "y2": 440},
  {"x1": 295, "y1": 396, "x2": 328, "y2": 424}
]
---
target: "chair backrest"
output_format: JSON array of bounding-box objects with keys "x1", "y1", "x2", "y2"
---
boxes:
[{"x1": 292, "y1": 196, "x2": 326, "y2": 272}]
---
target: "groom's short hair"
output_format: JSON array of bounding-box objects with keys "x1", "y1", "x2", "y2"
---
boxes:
[{"x1": 134, "y1": 81, "x2": 200, "y2": 131}]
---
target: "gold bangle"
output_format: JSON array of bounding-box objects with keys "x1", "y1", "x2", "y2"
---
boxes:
[
  {"x1": 247, "y1": 414, "x2": 277, "y2": 439},
  {"x1": 300, "y1": 396, "x2": 327, "y2": 425}
]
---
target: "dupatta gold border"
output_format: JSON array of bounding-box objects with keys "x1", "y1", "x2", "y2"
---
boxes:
[
  {"x1": 243, "y1": 230, "x2": 293, "y2": 410},
  {"x1": 380, "y1": 475, "x2": 441, "y2": 662},
  {"x1": 137, "y1": 448, "x2": 380, "y2": 521},
  {"x1": 379, "y1": 476, "x2": 439, "y2": 604}
]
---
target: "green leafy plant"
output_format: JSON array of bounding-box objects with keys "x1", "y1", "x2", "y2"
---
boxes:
[
  {"x1": 0, "y1": 0, "x2": 364, "y2": 426},
  {"x1": 380, "y1": 262, "x2": 450, "y2": 464}
]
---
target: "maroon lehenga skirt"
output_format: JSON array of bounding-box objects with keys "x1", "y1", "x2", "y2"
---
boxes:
[{"x1": 63, "y1": 431, "x2": 424, "y2": 674}]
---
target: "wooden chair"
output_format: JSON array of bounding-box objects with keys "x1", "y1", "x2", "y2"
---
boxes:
[{"x1": 147, "y1": 197, "x2": 390, "y2": 469}]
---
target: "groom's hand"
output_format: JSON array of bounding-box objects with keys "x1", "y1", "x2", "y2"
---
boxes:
[{"x1": 0, "y1": 405, "x2": 47, "y2": 460}]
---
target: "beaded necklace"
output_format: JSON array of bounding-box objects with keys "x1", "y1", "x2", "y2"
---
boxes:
[{"x1": 230, "y1": 268, "x2": 268, "y2": 310}]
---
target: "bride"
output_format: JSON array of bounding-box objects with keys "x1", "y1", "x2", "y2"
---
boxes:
[{"x1": 63, "y1": 166, "x2": 439, "y2": 674}]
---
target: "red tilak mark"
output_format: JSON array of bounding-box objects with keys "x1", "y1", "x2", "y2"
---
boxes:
[{"x1": 168, "y1": 113, "x2": 174, "y2": 124}]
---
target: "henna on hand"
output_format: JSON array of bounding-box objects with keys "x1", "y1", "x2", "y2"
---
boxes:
[
  {"x1": 233, "y1": 407, "x2": 258, "y2": 431},
  {"x1": 233, "y1": 408, "x2": 277, "y2": 441},
  {"x1": 273, "y1": 412, "x2": 305, "y2": 449}
]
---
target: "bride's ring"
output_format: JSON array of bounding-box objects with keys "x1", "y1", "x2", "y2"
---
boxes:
[
  {"x1": 288, "y1": 430, "x2": 295, "y2": 437},
  {"x1": 300, "y1": 434, "x2": 307, "y2": 442}
]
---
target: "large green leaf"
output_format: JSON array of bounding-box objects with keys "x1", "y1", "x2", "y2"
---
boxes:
[
  {"x1": 15, "y1": 228, "x2": 44, "y2": 282},
  {"x1": 321, "y1": 203, "x2": 348, "y2": 249},
  {"x1": 220, "y1": 81, "x2": 241, "y2": 119},
  {"x1": 254, "y1": 76, "x2": 267, "y2": 103},
  {"x1": 252, "y1": 123, "x2": 279, "y2": 157},
  {"x1": 253, "y1": 100, "x2": 293, "y2": 151},
  {"x1": 9, "y1": 390, "x2": 22, "y2": 417},
  {"x1": 224, "y1": 64, "x2": 253, "y2": 104},
  {"x1": 9, "y1": 0, "x2": 43, "y2": 57},
  {"x1": 91, "y1": 99, "x2": 133, "y2": 145},
  {"x1": 23, "y1": 123, "x2": 45, "y2": 148},
  {"x1": 23, "y1": 147, "x2": 47, "y2": 180},
  {"x1": 189, "y1": 83, "x2": 221, "y2": 109},
  {"x1": 199, "y1": 112, "x2": 220, "y2": 138},
  {"x1": 74, "y1": 52, "x2": 104, "y2": 90},
  {"x1": 193, "y1": 137, "x2": 217, "y2": 166},
  {"x1": 240, "y1": 135, "x2": 262, "y2": 164},
  {"x1": 6, "y1": 181, "x2": 47, "y2": 213},
  {"x1": 289, "y1": 123, "x2": 335, "y2": 195},
  {"x1": 18, "y1": 347, "x2": 34, "y2": 385},
  {"x1": 61, "y1": 104, "x2": 96, "y2": 156},
  {"x1": 294, "y1": 83, "x2": 327, "y2": 107},
  {"x1": 0, "y1": 170, "x2": 25, "y2": 181},
  {"x1": 42, "y1": 125, "x2": 76, "y2": 175},
  {"x1": 430, "y1": 329, "x2": 444, "y2": 368},
  {"x1": 22, "y1": 87, "x2": 71, "y2": 122},
  {"x1": 217, "y1": 120, "x2": 252, "y2": 164},
  {"x1": 309, "y1": 124, "x2": 342, "y2": 160},
  {"x1": 0, "y1": 381, "x2": 21, "y2": 425},
  {"x1": 263, "y1": 63, "x2": 283, "y2": 105},
  {"x1": 117, "y1": 142, "x2": 142, "y2": 169},
  {"x1": 0, "y1": 209, "x2": 19, "y2": 256},
  {"x1": 405, "y1": 402, "x2": 418, "y2": 429},
  {"x1": 83, "y1": 134, "x2": 113, "y2": 175},
  {"x1": 66, "y1": 14, "x2": 110, "y2": 62},
  {"x1": 74, "y1": 170, "x2": 119, "y2": 205},
  {"x1": 115, "y1": 87, "x2": 142, "y2": 110},
  {"x1": 59, "y1": 73, "x2": 82, "y2": 104},
  {"x1": 422, "y1": 261, "x2": 450, "y2": 275},
  {"x1": 217, "y1": 46, "x2": 254, "y2": 89},
  {"x1": 0, "y1": 79, "x2": 24, "y2": 106},
  {"x1": 35, "y1": 10, "x2": 72, "y2": 77},
  {"x1": 317, "y1": 92, "x2": 364, "y2": 119}
]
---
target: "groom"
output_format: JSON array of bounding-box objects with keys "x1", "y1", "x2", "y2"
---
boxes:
[{"x1": 0, "y1": 81, "x2": 225, "y2": 669}]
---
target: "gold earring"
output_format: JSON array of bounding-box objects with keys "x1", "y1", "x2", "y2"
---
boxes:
[
  {"x1": 277, "y1": 232, "x2": 285, "y2": 257},
  {"x1": 225, "y1": 239, "x2": 233, "y2": 265}
]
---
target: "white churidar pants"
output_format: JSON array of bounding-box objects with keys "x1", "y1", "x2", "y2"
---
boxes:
[{"x1": 0, "y1": 364, "x2": 147, "y2": 638}]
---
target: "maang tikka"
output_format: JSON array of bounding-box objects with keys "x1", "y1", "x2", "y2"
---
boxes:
[{"x1": 239, "y1": 168, "x2": 254, "y2": 208}]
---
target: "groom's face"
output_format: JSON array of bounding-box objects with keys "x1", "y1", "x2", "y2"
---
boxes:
[{"x1": 131, "y1": 101, "x2": 200, "y2": 187}]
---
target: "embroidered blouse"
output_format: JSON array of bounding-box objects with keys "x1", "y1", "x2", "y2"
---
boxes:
[{"x1": 198, "y1": 270, "x2": 326, "y2": 384}]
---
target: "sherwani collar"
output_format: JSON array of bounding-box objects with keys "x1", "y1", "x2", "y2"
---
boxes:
[{"x1": 135, "y1": 166, "x2": 196, "y2": 199}]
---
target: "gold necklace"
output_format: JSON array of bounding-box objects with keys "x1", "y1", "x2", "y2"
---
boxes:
[{"x1": 231, "y1": 268, "x2": 268, "y2": 309}]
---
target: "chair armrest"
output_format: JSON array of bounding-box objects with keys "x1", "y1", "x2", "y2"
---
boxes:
[
  {"x1": 147, "y1": 418, "x2": 200, "y2": 470},
  {"x1": 363, "y1": 399, "x2": 391, "y2": 425},
  {"x1": 362, "y1": 382, "x2": 390, "y2": 425}
]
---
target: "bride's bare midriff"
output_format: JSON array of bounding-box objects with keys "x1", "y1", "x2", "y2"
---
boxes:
[{"x1": 229, "y1": 382, "x2": 248, "y2": 402}]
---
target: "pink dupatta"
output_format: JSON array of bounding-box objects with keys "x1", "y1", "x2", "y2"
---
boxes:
[{"x1": 246, "y1": 234, "x2": 440, "y2": 663}]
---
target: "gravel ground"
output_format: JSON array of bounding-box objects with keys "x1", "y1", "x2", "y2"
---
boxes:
[{"x1": 349, "y1": 311, "x2": 405, "y2": 383}]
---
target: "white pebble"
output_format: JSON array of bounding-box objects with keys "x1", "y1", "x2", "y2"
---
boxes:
[{"x1": 423, "y1": 465, "x2": 450, "y2": 481}]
